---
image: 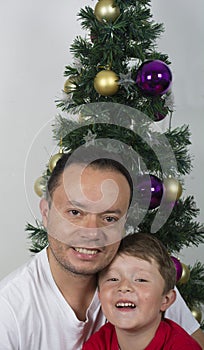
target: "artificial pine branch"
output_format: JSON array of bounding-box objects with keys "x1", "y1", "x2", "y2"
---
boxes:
[
  {"x1": 25, "y1": 221, "x2": 47, "y2": 253},
  {"x1": 138, "y1": 197, "x2": 204, "y2": 252},
  {"x1": 52, "y1": 117, "x2": 192, "y2": 179},
  {"x1": 177, "y1": 262, "x2": 204, "y2": 328},
  {"x1": 177, "y1": 262, "x2": 204, "y2": 309}
]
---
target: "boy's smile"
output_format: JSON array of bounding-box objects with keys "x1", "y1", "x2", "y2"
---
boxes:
[{"x1": 98, "y1": 254, "x2": 173, "y2": 332}]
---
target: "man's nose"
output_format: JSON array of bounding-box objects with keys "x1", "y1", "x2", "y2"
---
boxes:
[
  {"x1": 82, "y1": 214, "x2": 103, "y2": 239},
  {"x1": 84, "y1": 214, "x2": 99, "y2": 228}
]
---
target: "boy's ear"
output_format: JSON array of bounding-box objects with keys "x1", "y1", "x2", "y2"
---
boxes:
[
  {"x1": 160, "y1": 289, "x2": 176, "y2": 312},
  {"x1": 39, "y1": 198, "x2": 49, "y2": 228}
]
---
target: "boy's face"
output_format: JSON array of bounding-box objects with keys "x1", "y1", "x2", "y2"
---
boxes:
[{"x1": 98, "y1": 254, "x2": 175, "y2": 332}]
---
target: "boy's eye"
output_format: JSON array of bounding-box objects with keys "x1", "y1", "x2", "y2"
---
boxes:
[
  {"x1": 135, "y1": 278, "x2": 147, "y2": 282},
  {"x1": 107, "y1": 278, "x2": 118, "y2": 282}
]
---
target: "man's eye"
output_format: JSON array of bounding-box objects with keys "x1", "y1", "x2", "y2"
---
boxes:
[
  {"x1": 104, "y1": 216, "x2": 117, "y2": 223},
  {"x1": 68, "y1": 210, "x2": 81, "y2": 216}
]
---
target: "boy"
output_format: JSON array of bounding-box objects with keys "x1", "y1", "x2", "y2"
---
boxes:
[{"x1": 82, "y1": 233, "x2": 202, "y2": 349}]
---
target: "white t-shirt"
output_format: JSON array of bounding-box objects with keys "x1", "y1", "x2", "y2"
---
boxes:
[
  {"x1": 0, "y1": 248, "x2": 105, "y2": 350},
  {"x1": 0, "y1": 248, "x2": 199, "y2": 350}
]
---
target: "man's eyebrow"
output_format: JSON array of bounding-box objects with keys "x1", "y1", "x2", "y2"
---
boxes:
[
  {"x1": 66, "y1": 200, "x2": 122, "y2": 215},
  {"x1": 66, "y1": 200, "x2": 86, "y2": 209},
  {"x1": 100, "y1": 209, "x2": 122, "y2": 215}
]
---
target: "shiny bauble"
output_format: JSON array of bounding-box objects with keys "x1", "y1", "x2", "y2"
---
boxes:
[
  {"x1": 163, "y1": 177, "x2": 182, "y2": 202},
  {"x1": 49, "y1": 152, "x2": 63, "y2": 173},
  {"x1": 94, "y1": 0, "x2": 120, "y2": 23},
  {"x1": 94, "y1": 70, "x2": 119, "y2": 96},
  {"x1": 171, "y1": 256, "x2": 183, "y2": 282},
  {"x1": 64, "y1": 76, "x2": 79, "y2": 93},
  {"x1": 178, "y1": 263, "x2": 190, "y2": 284},
  {"x1": 154, "y1": 111, "x2": 168, "y2": 122},
  {"x1": 136, "y1": 60, "x2": 172, "y2": 96},
  {"x1": 191, "y1": 306, "x2": 202, "y2": 324},
  {"x1": 34, "y1": 176, "x2": 46, "y2": 197},
  {"x1": 136, "y1": 174, "x2": 163, "y2": 210}
]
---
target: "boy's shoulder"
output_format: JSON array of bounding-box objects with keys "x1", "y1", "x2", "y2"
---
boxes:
[
  {"x1": 156, "y1": 318, "x2": 202, "y2": 349},
  {"x1": 83, "y1": 322, "x2": 118, "y2": 350},
  {"x1": 86, "y1": 322, "x2": 115, "y2": 340}
]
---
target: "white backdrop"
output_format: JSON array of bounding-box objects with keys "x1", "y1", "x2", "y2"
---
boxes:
[{"x1": 0, "y1": 0, "x2": 203, "y2": 279}]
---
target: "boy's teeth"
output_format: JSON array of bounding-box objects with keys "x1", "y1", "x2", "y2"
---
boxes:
[
  {"x1": 116, "y1": 302, "x2": 136, "y2": 308},
  {"x1": 75, "y1": 248, "x2": 98, "y2": 255}
]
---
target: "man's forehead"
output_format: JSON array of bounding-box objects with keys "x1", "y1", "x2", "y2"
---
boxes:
[
  {"x1": 64, "y1": 165, "x2": 121, "y2": 210},
  {"x1": 48, "y1": 163, "x2": 131, "y2": 216},
  {"x1": 61, "y1": 163, "x2": 125, "y2": 187}
]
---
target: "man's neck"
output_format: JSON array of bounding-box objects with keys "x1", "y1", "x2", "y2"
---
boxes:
[{"x1": 47, "y1": 247, "x2": 97, "y2": 321}]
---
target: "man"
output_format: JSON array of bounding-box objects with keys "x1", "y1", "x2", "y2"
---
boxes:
[{"x1": 0, "y1": 147, "x2": 203, "y2": 349}]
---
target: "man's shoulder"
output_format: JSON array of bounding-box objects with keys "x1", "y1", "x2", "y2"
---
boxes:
[{"x1": 0, "y1": 247, "x2": 48, "y2": 297}]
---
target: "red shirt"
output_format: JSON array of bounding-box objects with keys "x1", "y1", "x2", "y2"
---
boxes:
[{"x1": 82, "y1": 318, "x2": 202, "y2": 350}]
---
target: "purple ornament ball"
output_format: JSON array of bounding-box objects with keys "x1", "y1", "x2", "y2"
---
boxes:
[
  {"x1": 136, "y1": 60, "x2": 172, "y2": 96},
  {"x1": 154, "y1": 112, "x2": 167, "y2": 122},
  {"x1": 171, "y1": 256, "x2": 183, "y2": 282},
  {"x1": 136, "y1": 174, "x2": 163, "y2": 210}
]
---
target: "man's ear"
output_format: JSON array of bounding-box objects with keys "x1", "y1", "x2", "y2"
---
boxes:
[
  {"x1": 160, "y1": 289, "x2": 176, "y2": 312},
  {"x1": 39, "y1": 198, "x2": 49, "y2": 228}
]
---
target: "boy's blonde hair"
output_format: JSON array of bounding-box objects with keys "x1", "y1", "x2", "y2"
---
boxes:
[{"x1": 108, "y1": 233, "x2": 176, "y2": 294}]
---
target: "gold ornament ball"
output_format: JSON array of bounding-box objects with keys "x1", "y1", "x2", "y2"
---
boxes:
[
  {"x1": 94, "y1": 0, "x2": 120, "y2": 23},
  {"x1": 178, "y1": 263, "x2": 190, "y2": 284},
  {"x1": 64, "y1": 76, "x2": 79, "y2": 93},
  {"x1": 34, "y1": 176, "x2": 46, "y2": 197},
  {"x1": 191, "y1": 306, "x2": 202, "y2": 324},
  {"x1": 163, "y1": 177, "x2": 183, "y2": 202},
  {"x1": 94, "y1": 70, "x2": 119, "y2": 96},
  {"x1": 49, "y1": 152, "x2": 63, "y2": 173}
]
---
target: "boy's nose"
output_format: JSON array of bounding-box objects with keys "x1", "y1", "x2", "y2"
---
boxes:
[{"x1": 118, "y1": 279, "x2": 133, "y2": 292}]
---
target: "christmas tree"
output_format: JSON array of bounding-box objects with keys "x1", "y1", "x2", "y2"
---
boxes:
[{"x1": 27, "y1": 0, "x2": 204, "y2": 327}]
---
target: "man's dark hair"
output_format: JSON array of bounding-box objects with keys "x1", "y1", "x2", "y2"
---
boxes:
[{"x1": 46, "y1": 146, "x2": 133, "y2": 206}]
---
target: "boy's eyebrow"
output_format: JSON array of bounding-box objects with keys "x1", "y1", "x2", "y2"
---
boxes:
[{"x1": 99, "y1": 266, "x2": 117, "y2": 276}]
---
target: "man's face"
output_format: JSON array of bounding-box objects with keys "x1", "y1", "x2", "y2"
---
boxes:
[{"x1": 40, "y1": 164, "x2": 131, "y2": 275}]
